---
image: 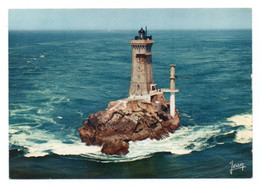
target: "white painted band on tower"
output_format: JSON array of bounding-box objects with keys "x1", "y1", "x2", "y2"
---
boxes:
[
  {"x1": 170, "y1": 64, "x2": 176, "y2": 117},
  {"x1": 170, "y1": 92, "x2": 175, "y2": 117}
]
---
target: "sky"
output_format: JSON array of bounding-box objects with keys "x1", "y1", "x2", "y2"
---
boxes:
[{"x1": 8, "y1": 8, "x2": 252, "y2": 30}]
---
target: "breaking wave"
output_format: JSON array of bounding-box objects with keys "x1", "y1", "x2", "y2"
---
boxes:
[
  {"x1": 9, "y1": 111, "x2": 252, "y2": 163},
  {"x1": 226, "y1": 114, "x2": 252, "y2": 144}
]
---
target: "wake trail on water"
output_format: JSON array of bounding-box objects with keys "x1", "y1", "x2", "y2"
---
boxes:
[{"x1": 9, "y1": 110, "x2": 252, "y2": 163}]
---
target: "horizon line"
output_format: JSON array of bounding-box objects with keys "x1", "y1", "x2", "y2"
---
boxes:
[{"x1": 8, "y1": 28, "x2": 252, "y2": 32}]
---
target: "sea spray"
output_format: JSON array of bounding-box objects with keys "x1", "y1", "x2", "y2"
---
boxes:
[{"x1": 9, "y1": 112, "x2": 252, "y2": 162}]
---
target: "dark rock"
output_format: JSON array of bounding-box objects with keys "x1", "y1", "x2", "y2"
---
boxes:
[{"x1": 78, "y1": 95, "x2": 180, "y2": 155}]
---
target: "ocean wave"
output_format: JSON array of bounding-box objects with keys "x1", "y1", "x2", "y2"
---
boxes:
[
  {"x1": 226, "y1": 114, "x2": 252, "y2": 144},
  {"x1": 9, "y1": 113, "x2": 252, "y2": 162},
  {"x1": 9, "y1": 125, "x2": 101, "y2": 157},
  {"x1": 9, "y1": 105, "x2": 37, "y2": 116}
]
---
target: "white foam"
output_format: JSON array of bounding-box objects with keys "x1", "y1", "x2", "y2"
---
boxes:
[
  {"x1": 37, "y1": 96, "x2": 70, "y2": 115},
  {"x1": 227, "y1": 114, "x2": 252, "y2": 127},
  {"x1": 127, "y1": 125, "x2": 220, "y2": 157},
  {"x1": 9, "y1": 125, "x2": 102, "y2": 157},
  {"x1": 226, "y1": 114, "x2": 252, "y2": 144},
  {"x1": 9, "y1": 129, "x2": 19, "y2": 134},
  {"x1": 110, "y1": 114, "x2": 252, "y2": 162},
  {"x1": 25, "y1": 140, "x2": 101, "y2": 157},
  {"x1": 49, "y1": 142, "x2": 101, "y2": 156},
  {"x1": 182, "y1": 113, "x2": 191, "y2": 118},
  {"x1": 7, "y1": 122, "x2": 222, "y2": 161},
  {"x1": 9, "y1": 112, "x2": 252, "y2": 162},
  {"x1": 9, "y1": 105, "x2": 36, "y2": 116}
]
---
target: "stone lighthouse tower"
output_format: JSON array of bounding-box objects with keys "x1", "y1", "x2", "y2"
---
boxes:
[{"x1": 129, "y1": 27, "x2": 156, "y2": 101}]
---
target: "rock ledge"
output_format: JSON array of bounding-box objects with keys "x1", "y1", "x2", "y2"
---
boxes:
[{"x1": 78, "y1": 94, "x2": 180, "y2": 155}]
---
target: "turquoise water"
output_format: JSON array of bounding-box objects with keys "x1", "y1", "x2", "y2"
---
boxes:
[{"x1": 9, "y1": 30, "x2": 252, "y2": 178}]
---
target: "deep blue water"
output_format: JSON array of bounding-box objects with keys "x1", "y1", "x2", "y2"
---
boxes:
[{"x1": 9, "y1": 30, "x2": 252, "y2": 178}]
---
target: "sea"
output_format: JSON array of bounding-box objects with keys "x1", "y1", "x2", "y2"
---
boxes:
[{"x1": 9, "y1": 29, "x2": 252, "y2": 178}]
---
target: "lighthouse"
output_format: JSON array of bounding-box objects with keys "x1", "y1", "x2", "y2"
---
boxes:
[
  {"x1": 79, "y1": 28, "x2": 181, "y2": 155},
  {"x1": 129, "y1": 27, "x2": 157, "y2": 101},
  {"x1": 128, "y1": 27, "x2": 178, "y2": 117}
]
